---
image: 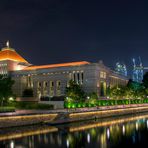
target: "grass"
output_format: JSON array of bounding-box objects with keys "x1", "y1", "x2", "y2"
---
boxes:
[{"x1": 0, "y1": 106, "x2": 15, "y2": 113}]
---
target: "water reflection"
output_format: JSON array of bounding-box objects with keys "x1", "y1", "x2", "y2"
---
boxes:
[
  {"x1": 10, "y1": 140, "x2": 14, "y2": 148},
  {"x1": 1, "y1": 112, "x2": 148, "y2": 148}
]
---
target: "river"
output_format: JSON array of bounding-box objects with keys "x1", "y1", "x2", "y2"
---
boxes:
[{"x1": 1, "y1": 112, "x2": 148, "y2": 148}]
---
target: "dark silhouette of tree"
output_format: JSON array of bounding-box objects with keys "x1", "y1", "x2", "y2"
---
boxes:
[
  {"x1": 127, "y1": 79, "x2": 142, "y2": 90},
  {"x1": 0, "y1": 75, "x2": 14, "y2": 105},
  {"x1": 143, "y1": 72, "x2": 148, "y2": 88}
]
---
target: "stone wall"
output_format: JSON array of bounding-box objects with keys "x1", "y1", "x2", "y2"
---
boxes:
[{"x1": 0, "y1": 114, "x2": 57, "y2": 128}]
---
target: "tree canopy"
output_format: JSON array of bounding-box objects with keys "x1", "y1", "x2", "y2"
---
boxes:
[
  {"x1": 65, "y1": 80, "x2": 85, "y2": 102},
  {"x1": 143, "y1": 72, "x2": 148, "y2": 89},
  {"x1": 0, "y1": 75, "x2": 14, "y2": 104},
  {"x1": 108, "y1": 79, "x2": 146, "y2": 99}
]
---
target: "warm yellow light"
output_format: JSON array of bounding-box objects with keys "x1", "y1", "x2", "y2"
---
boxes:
[
  {"x1": 0, "y1": 48, "x2": 28, "y2": 63},
  {"x1": 0, "y1": 126, "x2": 58, "y2": 141},
  {"x1": 23, "y1": 61, "x2": 90, "y2": 71},
  {"x1": 69, "y1": 113, "x2": 148, "y2": 132},
  {"x1": 9, "y1": 97, "x2": 14, "y2": 101}
]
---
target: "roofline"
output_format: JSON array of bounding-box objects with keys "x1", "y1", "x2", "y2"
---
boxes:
[{"x1": 22, "y1": 61, "x2": 90, "y2": 71}]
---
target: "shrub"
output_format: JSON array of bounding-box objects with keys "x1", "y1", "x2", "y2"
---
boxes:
[
  {"x1": 77, "y1": 103, "x2": 82, "y2": 108},
  {"x1": 64, "y1": 98, "x2": 148, "y2": 108},
  {"x1": 0, "y1": 107, "x2": 15, "y2": 112},
  {"x1": 82, "y1": 103, "x2": 86, "y2": 108},
  {"x1": 15, "y1": 101, "x2": 53, "y2": 110}
]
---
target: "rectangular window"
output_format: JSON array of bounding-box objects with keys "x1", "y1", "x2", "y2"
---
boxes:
[
  {"x1": 77, "y1": 73, "x2": 80, "y2": 83},
  {"x1": 81, "y1": 72, "x2": 84, "y2": 84},
  {"x1": 50, "y1": 81, "x2": 54, "y2": 96},
  {"x1": 100, "y1": 71, "x2": 106, "y2": 79},
  {"x1": 56, "y1": 81, "x2": 61, "y2": 96},
  {"x1": 73, "y1": 73, "x2": 76, "y2": 82}
]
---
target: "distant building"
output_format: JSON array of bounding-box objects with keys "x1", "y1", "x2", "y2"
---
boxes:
[
  {"x1": 115, "y1": 62, "x2": 127, "y2": 76},
  {"x1": 132, "y1": 58, "x2": 143, "y2": 83},
  {"x1": 0, "y1": 43, "x2": 128, "y2": 100}
]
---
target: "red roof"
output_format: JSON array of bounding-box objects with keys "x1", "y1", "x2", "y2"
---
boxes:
[
  {"x1": 23, "y1": 61, "x2": 90, "y2": 70},
  {"x1": 0, "y1": 48, "x2": 28, "y2": 63}
]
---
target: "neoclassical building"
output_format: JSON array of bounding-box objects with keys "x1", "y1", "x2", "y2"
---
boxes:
[{"x1": 0, "y1": 43, "x2": 128, "y2": 99}]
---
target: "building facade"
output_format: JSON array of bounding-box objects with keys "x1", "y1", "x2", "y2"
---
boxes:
[{"x1": 0, "y1": 44, "x2": 128, "y2": 99}]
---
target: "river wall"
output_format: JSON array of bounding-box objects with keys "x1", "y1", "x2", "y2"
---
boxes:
[{"x1": 1, "y1": 104, "x2": 148, "y2": 127}]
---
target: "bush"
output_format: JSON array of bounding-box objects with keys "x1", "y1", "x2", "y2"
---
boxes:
[
  {"x1": 77, "y1": 103, "x2": 82, "y2": 108},
  {"x1": 0, "y1": 107, "x2": 15, "y2": 112},
  {"x1": 64, "y1": 98, "x2": 148, "y2": 108},
  {"x1": 15, "y1": 101, "x2": 53, "y2": 110}
]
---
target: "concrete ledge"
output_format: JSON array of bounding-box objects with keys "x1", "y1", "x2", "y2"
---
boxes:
[
  {"x1": 0, "y1": 114, "x2": 58, "y2": 128},
  {"x1": 49, "y1": 105, "x2": 148, "y2": 125},
  {"x1": 1, "y1": 104, "x2": 148, "y2": 128}
]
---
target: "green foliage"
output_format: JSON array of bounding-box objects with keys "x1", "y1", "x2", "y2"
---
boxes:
[
  {"x1": 0, "y1": 75, "x2": 14, "y2": 105},
  {"x1": 22, "y1": 88, "x2": 34, "y2": 97},
  {"x1": 65, "y1": 80, "x2": 85, "y2": 102},
  {"x1": 108, "y1": 79, "x2": 146, "y2": 100},
  {"x1": 15, "y1": 101, "x2": 53, "y2": 110},
  {"x1": 64, "y1": 78, "x2": 148, "y2": 109},
  {"x1": 86, "y1": 92, "x2": 98, "y2": 105},
  {"x1": 109, "y1": 85, "x2": 126, "y2": 99},
  {"x1": 64, "y1": 98, "x2": 148, "y2": 108},
  {"x1": 127, "y1": 79, "x2": 142, "y2": 90},
  {"x1": 143, "y1": 72, "x2": 148, "y2": 88},
  {"x1": 0, "y1": 107, "x2": 15, "y2": 113}
]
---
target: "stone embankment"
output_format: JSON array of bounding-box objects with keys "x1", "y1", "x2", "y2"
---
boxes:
[
  {"x1": 1, "y1": 104, "x2": 148, "y2": 127},
  {"x1": 48, "y1": 104, "x2": 148, "y2": 124},
  {"x1": 0, "y1": 113, "x2": 57, "y2": 128}
]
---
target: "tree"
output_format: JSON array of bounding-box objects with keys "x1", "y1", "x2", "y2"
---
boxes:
[
  {"x1": 127, "y1": 79, "x2": 142, "y2": 91},
  {"x1": 22, "y1": 88, "x2": 34, "y2": 97},
  {"x1": 0, "y1": 75, "x2": 14, "y2": 106},
  {"x1": 86, "y1": 92, "x2": 98, "y2": 104},
  {"x1": 108, "y1": 79, "x2": 146, "y2": 100},
  {"x1": 109, "y1": 85, "x2": 126, "y2": 99},
  {"x1": 127, "y1": 79, "x2": 146, "y2": 99},
  {"x1": 65, "y1": 80, "x2": 85, "y2": 102},
  {"x1": 143, "y1": 72, "x2": 148, "y2": 88}
]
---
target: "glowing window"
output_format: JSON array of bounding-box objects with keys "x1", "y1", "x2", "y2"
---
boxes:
[{"x1": 100, "y1": 71, "x2": 106, "y2": 79}]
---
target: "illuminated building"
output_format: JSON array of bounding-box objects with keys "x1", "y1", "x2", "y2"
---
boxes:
[
  {"x1": 115, "y1": 62, "x2": 127, "y2": 76},
  {"x1": 0, "y1": 42, "x2": 128, "y2": 99}
]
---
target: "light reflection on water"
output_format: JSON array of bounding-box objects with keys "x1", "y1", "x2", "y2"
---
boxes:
[{"x1": 1, "y1": 113, "x2": 148, "y2": 148}]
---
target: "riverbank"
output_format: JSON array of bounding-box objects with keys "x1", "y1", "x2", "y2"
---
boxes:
[
  {"x1": 49, "y1": 104, "x2": 148, "y2": 125},
  {"x1": 1, "y1": 104, "x2": 148, "y2": 128},
  {"x1": 0, "y1": 112, "x2": 148, "y2": 142}
]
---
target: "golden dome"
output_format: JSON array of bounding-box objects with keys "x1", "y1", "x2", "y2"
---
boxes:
[{"x1": 0, "y1": 47, "x2": 28, "y2": 63}]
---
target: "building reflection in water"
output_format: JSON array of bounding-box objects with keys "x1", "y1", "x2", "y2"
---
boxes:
[
  {"x1": 122, "y1": 125, "x2": 125, "y2": 135},
  {"x1": 1, "y1": 113, "x2": 148, "y2": 148},
  {"x1": 87, "y1": 133, "x2": 90, "y2": 143},
  {"x1": 10, "y1": 140, "x2": 14, "y2": 148},
  {"x1": 106, "y1": 128, "x2": 110, "y2": 139},
  {"x1": 66, "y1": 139, "x2": 69, "y2": 148}
]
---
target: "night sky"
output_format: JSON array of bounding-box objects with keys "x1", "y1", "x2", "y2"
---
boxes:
[{"x1": 0, "y1": 0, "x2": 147, "y2": 75}]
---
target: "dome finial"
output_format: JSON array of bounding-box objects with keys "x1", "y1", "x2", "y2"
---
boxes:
[{"x1": 6, "y1": 40, "x2": 10, "y2": 48}]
